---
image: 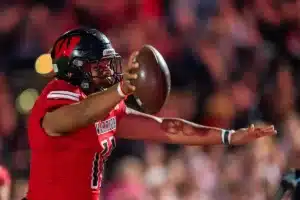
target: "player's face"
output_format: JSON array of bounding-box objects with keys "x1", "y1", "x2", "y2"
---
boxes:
[{"x1": 89, "y1": 59, "x2": 115, "y2": 88}]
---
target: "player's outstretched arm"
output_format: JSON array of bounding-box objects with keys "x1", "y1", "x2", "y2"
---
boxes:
[
  {"x1": 117, "y1": 108, "x2": 277, "y2": 146},
  {"x1": 42, "y1": 52, "x2": 139, "y2": 136}
]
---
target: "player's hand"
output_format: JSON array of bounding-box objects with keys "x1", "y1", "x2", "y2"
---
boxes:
[
  {"x1": 121, "y1": 51, "x2": 139, "y2": 95},
  {"x1": 230, "y1": 124, "x2": 277, "y2": 145}
]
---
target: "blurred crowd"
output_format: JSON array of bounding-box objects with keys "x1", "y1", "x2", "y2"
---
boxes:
[{"x1": 1, "y1": 0, "x2": 300, "y2": 199}]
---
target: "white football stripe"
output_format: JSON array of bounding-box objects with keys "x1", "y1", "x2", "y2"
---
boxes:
[
  {"x1": 47, "y1": 94, "x2": 79, "y2": 101},
  {"x1": 48, "y1": 91, "x2": 80, "y2": 98}
]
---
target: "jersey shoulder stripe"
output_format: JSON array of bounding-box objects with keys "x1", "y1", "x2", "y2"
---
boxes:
[
  {"x1": 48, "y1": 90, "x2": 80, "y2": 97},
  {"x1": 47, "y1": 90, "x2": 80, "y2": 101}
]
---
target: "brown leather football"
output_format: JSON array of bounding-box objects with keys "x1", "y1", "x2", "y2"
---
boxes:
[{"x1": 131, "y1": 45, "x2": 171, "y2": 114}]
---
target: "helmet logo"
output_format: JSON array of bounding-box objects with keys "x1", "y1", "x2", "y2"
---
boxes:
[
  {"x1": 55, "y1": 36, "x2": 81, "y2": 58},
  {"x1": 103, "y1": 48, "x2": 115, "y2": 57}
]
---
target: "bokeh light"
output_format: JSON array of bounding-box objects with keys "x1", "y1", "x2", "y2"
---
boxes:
[
  {"x1": 35, "y1": 54, "x2": 53, "y2": 75},
  {"x1": 16, "y1": 88, "x2": 39, "y2": 114}
]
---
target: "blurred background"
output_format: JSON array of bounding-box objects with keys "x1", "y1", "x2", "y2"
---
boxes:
[{"x1": 1, "y1": 0, "x2": 300, "y2": 199}]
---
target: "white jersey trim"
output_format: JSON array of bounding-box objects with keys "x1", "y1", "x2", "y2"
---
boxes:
[
  {"x1": 47, "y1": 91, "x2": 80, "y2": 102},
  {"x1": 48, "y1": 91, "x2": 80, "y2": 97}
]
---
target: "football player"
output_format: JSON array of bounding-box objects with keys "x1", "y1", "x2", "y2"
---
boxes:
[{"x1": 25, "y1": 28, "x2": 276, "y2": 200}]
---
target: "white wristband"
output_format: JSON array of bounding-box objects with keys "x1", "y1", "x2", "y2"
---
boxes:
[
  {"x1": 221, "y1": 129, "x2": 226, "y2": 144},
  {"x1": 228, "y1": 130, "x2": 235, "y2": 145},
  {"x1": 221, "y1": 129, "x2": 235, "y2": 145},
  {"x1": 117, "y1": 82, "x2": 126, "y2": 97}
]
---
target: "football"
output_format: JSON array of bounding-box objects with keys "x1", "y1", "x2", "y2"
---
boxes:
[{"x1": 131, "y1": 45, "x2": 171, "y2": 114}]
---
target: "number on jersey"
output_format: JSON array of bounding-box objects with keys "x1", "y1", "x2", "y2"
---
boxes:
[{"x1": 91, "y1": 136, "x2": 116, "y2": 189}]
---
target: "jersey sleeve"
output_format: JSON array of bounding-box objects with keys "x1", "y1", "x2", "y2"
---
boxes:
[
  {"x1": 28, "y1": 81, "x2": 83, "y2": 149},
  {"x1": 45, "y1": 90, "x2": 80, "y2": 112},
  {"x1": 42, "y1": 81, "x2": 82, "y2": 113}
]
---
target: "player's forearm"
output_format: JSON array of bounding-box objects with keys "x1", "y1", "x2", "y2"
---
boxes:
[
  {"x1": 162, "y1": 130, "x2": 222, "y2": 145},
  {"x1": 161, "y1": 121, "x2": 224, "y2": 145},
  {"x1": 117, "y1": 110, "x2": 226, "y2": 146},
  {"x1": 43, "y1": 84, "x2": 123, "y2": 134}
]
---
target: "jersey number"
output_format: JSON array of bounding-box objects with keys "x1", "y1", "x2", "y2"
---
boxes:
[{"x1": 91, "y1": 136, "x2": 116, "y2": 189}]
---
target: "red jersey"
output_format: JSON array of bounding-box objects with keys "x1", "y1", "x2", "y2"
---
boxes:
[{"x1": 26, "y1": 79, "x2": 126, "y2": 200}]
